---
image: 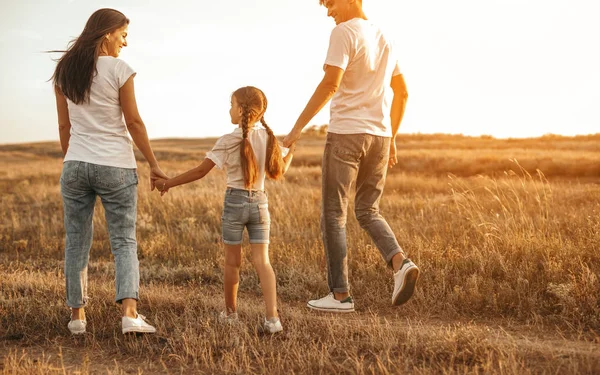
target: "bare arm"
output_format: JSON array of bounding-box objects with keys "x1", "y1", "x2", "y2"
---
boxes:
[
  {"x1": 54, "y1": 87, "x2": 71, "y2": 156},
  {"x1": 157, "y1": 158, "x2": 216, "y2": 192},
  {"x1": 282, "y1": 144, "x2": 296, "y2": 174},
  {"x1": 388, "y1": 74, "x2": 409, "y2": 168},
  {"x1": 390, "y1": 74, "x2": 408, "y2": 139},
  {"x1": 120, "y1": 75, "x2": 159, "y2": 167},
  {"x1": 119, "y1": 75, "x2": 168, "y2": 187},
  {"x1": 283, "y1": 65, "x2": 344, "y2": 147}
]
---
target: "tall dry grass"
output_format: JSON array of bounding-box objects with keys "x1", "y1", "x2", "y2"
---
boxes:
[{"x1": 1, "y1": 134, "x2": 599, "y2": 374}]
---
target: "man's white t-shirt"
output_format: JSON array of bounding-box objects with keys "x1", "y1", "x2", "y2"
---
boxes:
[
  {"x1": 324, "y1": 18, "x2": 402, "y2": 137},
  {"x1": 206, "y1": 125, "x2": 289, "y2": 191},
  {"x1": 64, "y1": 56, "x2": 137, "y2": 169}
]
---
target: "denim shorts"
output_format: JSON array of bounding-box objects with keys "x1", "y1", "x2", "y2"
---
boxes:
[{"x1": 221, "y1": 187, "x2": 270, "y2": 245}]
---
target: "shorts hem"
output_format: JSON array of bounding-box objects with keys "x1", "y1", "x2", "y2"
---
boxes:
[{"x1": 248, "y1": 240, "x2": 270, "y2": 244}]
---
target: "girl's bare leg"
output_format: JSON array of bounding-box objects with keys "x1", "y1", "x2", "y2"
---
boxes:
[
  {"x1": 250, "y1": 243, "x2": 278, "y2": 319},
  {"x1": 224, "y1": 243, "x2": 242, "y2": 314}
]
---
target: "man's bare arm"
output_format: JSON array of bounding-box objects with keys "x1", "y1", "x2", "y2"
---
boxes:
[
  {"x1": 390, "y1": 74, "x2": 408, "y2": 139},
  {"x1": 388, "y1": 74, "x2": 408, "y2": 168},
  {"x1": 283, "y1": 65, "x2": 344, "y2": 147}
]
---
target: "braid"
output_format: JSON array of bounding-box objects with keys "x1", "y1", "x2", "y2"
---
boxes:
[
  {"x1": 239, "y1": 108, "x2": 259, "y2": 188},
  {"x1": 261, "y1": 116, "x2": 285, "y2": 180}
]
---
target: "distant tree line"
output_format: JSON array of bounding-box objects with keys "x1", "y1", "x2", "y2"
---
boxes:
[{"x1": 302, "y1": 124, "x2": 328, "y2": 136}]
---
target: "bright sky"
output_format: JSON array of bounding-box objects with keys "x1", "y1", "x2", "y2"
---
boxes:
[{"x1": 1, "y1": 0, "x2": 599, "y2": 144}]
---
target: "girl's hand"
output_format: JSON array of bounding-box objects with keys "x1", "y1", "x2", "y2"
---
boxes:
[
  {"x1": 155, "y1": 178, "x2": 169, "y2": 193},
  {"x1": 150, "y1": 166, "x2": 169, "y2": 191}
]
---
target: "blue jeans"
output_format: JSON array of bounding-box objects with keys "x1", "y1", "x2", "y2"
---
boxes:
[
  {"x1": 321, "y1": 133, "x2": 404, "y2": 293},
  {"x1": 60, "y1": 161, "x2": 140, "y2": 307},
  {"x1": 221, "y1": 188, "x2": 270, "y2": 245}
]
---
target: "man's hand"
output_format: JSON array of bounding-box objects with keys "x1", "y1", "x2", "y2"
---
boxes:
[
  {"x1": 388, "y1": 140, "x2": 398, "y2": 168},
  {"x1": 150, "y1": 166, "x2": 169, "y2": 191},
  {"x1": 283, "y1": 128, "x2": 302, "y2": 148}
]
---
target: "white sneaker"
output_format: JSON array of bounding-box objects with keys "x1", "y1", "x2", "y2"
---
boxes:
[
  {"x1": 392, "y1": 259, "x2": 420, "y2": 306},
  {"x1": 218, "y1": 311, "x2": 239, "y2": 324},
  {"x1": 68, "y1": 319, "x2": 86, "y2": 335},
  {"x1": 307, "y1": 293, "x2": 355, "y2": 313},
  {"x1": 122, "y1": 314, "x2": 156, "y2": 334},
  {"x1": 263, "y1": 317, "x2": 283, "y2": 333}
]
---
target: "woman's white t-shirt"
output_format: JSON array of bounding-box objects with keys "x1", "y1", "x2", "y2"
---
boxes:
[
  {"x1": 64, "y1": 56, "x2": 137, "y2": 169},
  {"x1": 206, "y1": 125, "x2": 289, "y2": 191}
]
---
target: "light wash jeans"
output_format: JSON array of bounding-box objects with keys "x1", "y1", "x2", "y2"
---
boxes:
[
  {"x1": 321, "y1": 133, "x2": 404, "y2": 293},
  {"x1": 60, "y1": 161, "x2": 140, "y2": 308},
  {"x1": 221, "y1": 187, "x2": 270, "y2": 245}
]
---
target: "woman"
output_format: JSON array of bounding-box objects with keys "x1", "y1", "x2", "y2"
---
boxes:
[{"x1": 52, "y1": 8, "x2": 166, "y2": 335}]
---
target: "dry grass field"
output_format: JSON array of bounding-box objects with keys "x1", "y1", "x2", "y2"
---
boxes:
[{"x1": 1, "y1": 133, "x2": 599, "y2": 374}]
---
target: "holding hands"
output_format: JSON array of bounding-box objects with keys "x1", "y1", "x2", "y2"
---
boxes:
[
  {"x1": 150, "y1": 166, "x2": 169, "y2": 191},
  {"x1": 154, "y1": 178, "x2": 169, "y2": 196}
]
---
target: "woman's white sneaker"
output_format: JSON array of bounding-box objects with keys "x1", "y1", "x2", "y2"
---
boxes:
[
  {"x1": 392, "y1": 259, "x2": 419, "y2": 306},
  {"x1": 68, "y1": 319, "x2": 87, "y2": 335},
  {"x1": 263, "y1": 317, "x2": 283, "y2": 333},
  {"x1": 122, "y1": 314, "x2": 156, "y2": 334},
  {"x1": 307, "y1": 293, "x2": 355, "y2": 312}
]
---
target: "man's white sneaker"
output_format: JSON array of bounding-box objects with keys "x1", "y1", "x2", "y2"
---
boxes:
[
  {"x1": 307, "y1": 293, "x2": 355, "y2": 312},
  {"x1": 263, "y1": 317, "x2": 283, "y2": 333},
  {"x1": 68, "y1": 319, "x2": 86, "y2": 335},
  {"x1": 122, "y1": 314, "x2": 156, "y2": 334},
  {"x1": 392, "y1": 259, "x2": 419, "y2": 306}
]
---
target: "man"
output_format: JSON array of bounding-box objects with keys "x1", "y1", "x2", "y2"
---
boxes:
[{"x1": 283, "y1": 0, "x2": 419, "y2": 312}]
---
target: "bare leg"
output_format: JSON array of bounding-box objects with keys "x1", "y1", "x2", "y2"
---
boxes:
[
  {"x1": 71, "y1": 307, "x2": 85, "y2": 321},
  {"x1": 391, "y1": 252, "x2": 408, "y2": 272},
  {"x1": 250, "y1": 243, "x2": 278, "y2": 319},
  {"x1": 224, "y1": 243, "x2": 242, "y2": 314},
  {"x1": 121, "y1": 298, "x2": 137, "y2": 318}
]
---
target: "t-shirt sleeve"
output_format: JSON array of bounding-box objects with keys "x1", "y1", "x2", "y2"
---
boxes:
[
  {"x1": 115, "y1": 59, "x2": 136, "y2": 88},
  {"x1": 324, "y1": 25, "x2": 352, "y2": 71},
  {"x1": 206, "y1": 135, "x2": 231, "y2": 169}
]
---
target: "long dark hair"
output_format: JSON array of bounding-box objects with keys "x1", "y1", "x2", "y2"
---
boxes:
[
  {"x1": 232, "y1": 86, "x2": 286, "y2": 189},
  {"x1": 51, "y1": 8, "x2": 129, "y2": 104}
]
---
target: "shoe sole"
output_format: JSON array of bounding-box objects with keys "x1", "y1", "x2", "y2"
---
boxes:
[
  {"x1": 306, "y1": 303, "x2": 355, "y2": 313},
  {"x1": 265, "y1": 327, "x2": 284, "y2": 333},
  {"x1": 69, "y1": 329, "x2": 86, "y2": 335},
  {"x1": 392, "y1": 266, "x2": 419, "y2": 306},
  {"x1": 122, "y1": 327, "x2": 157, "y2": 334}
]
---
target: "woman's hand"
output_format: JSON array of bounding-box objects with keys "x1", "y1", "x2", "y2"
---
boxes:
[{"x1": 150, "y1": 166, "x2": 169, "y2": 191}]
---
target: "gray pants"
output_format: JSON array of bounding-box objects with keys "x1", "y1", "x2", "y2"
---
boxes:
[
  {"x1": 321, "y1": 133, "x2": 403, "y2": 293},
  {"x1": 60, "y1": 161, "x2": 140, "y2": 308}
]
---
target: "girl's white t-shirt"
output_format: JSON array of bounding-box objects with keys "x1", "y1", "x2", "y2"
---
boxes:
[
  {"x1": 64, "y1": 56, "x2": 137, "y2": 169},
  {"x1": 206, "y1": 125, "x2": 289, "y2": 191}
]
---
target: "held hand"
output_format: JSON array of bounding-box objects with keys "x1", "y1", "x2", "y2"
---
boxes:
[
  {"x1": 150, "y1": 166, "x2": 169, "y2": 191},
  {"x1": 283, "y1": 129, "x2": 301, "y2": 148},
  {"x1": 388, "y1": 141, "x2": 398, "y2": 168},
  {"x1": 154, "y1": 178, "x2": 170, "y2": 196}
]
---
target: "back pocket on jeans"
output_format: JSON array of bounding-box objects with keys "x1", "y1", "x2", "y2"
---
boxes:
[
  {"x1": 61, "y1": 161, "x2": 79, "y2": 185},
  {"x1": 258, "y1": 203, "x2": 270, "y2": 224},
  {"x1": 94, "y1": 165, "x2": 125, "y2": 189}
]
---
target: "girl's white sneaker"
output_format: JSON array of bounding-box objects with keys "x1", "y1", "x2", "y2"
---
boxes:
[
  {"x1": 68, "y1": 319, "x2": 87, "y2": 335},
  {"x1": 263, "y1": 317, "x2": 283, "y2": 333}
]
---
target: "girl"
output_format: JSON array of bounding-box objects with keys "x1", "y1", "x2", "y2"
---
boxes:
[{"x1": 155, "y1": 86, "x2": 294, "y2": 333}]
